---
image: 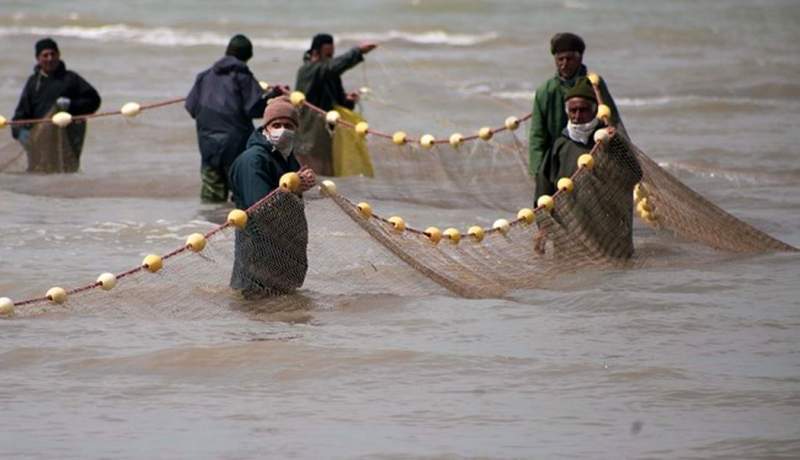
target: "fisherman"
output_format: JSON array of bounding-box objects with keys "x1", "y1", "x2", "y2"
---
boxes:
[
  {"x1": 293, "y1": 33, "x2": 377, "y2": 176},
  {"x1": 535, "y1": 77, "x2": 615, "y2": 200},
  {"x1": 528, "y1": 33, "x2": 624, "y2": 182},
  {"x1": 12, "y1": 37, "x2": 102, "y2": 173},
  {"x1": 228, "y1": 96, "x2": 316, "y2": 298},
  {"x1": 185, "y1": 34, "x2": 286, "y2": 203}
]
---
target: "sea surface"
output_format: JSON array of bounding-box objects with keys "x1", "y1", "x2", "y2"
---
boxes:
[{"x1": 1, "y1": 1, "x2": 800, "y2": 459}]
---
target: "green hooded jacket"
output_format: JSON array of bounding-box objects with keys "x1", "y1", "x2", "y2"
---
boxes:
[{"x1": 528, "y1": 65, "x2": 624, "y2": 176}]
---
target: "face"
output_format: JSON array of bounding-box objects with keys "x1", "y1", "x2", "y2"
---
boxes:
[
  {"x1": 566, "y1": 98, "x2": 596, "y2": 124},
  {"x1": 267, "y1": 119, "x2": 297, "y2": 131},
  {"x1": 37, "y1": 49, "x2": 61, "y2": 74},
  {"x1": 554, "y1": 51, "x2": 582, "y2": 80},
  {"x1": 319, "y1": 43, "x2": 334, "y2": 60}
]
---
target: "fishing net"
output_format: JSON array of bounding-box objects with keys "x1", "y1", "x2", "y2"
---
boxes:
[{"x1": 3, "y1": 116, "x2": 795, "y2": 319}]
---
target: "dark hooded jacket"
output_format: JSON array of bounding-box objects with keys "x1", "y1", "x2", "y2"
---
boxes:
[
  {"x1": 535, "y1": 123, "x2": 605, "y2": 200},
  {"x1": 294, "y1": 47, "x2": 363, "y2": 111},
  {"x1": 229, "y1": 128, "x2": 302, "y2": 210},
  {"x1": 12, "y1": 61, "x2": 101, "y2": 139},
  {"x1": 185, "y1": 56, "x2": 277, "y2": 170}
]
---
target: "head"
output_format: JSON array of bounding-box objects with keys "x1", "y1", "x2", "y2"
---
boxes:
[
  {"x1": 564, "y1": 77, "x2": 597, "y2": 124},
  {"x1": 35, "y1": 38, "x2": 61, "y2": 74},
  {"x1": 263, "y1": 96, "x2": 298, "y2": 131},
  {"x1": 226, "y1": 34, "x2": 253, "y2": 62},
  {"x1": 550, "y1": 33, "x2": 585, "y2": 80},
  {"x1": 308, "y1": 33, "x2": 334, "y2": 62}
]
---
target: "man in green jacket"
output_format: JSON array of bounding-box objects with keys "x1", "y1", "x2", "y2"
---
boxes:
[
  {"x1": 293, "y1": 33, "x2": 376, "y2": 176},
  {"x1": 528, "y1": 33, "x2": 624, "y2": 179}
]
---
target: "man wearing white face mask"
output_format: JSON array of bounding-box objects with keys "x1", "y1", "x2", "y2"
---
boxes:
[
  {"x1": 228, "y1": 96, "x2": 316, "y2": 299},
  {"x1": 534, "y1": 77, "x2": 615, "y2": 201},
  {"x1": 229, "y1": 96, "x2": 315, "y2": 209}
]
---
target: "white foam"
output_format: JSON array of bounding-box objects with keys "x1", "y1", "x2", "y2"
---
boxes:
[{"x1": 0, "y1": 25, "x2": 496, "y2": 49}]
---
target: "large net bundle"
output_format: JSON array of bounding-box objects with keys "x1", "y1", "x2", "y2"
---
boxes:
[{"x1": 3, "y1": 115, "x2": 795, "y2": 319}]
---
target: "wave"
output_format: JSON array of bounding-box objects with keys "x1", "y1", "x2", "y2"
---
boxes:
[{"x1": 0, "y1": 24, "x2": 497, "y2": 49}]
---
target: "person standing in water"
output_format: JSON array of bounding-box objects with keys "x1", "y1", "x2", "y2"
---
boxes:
[
  {"x1": 293, "y1": 33, "x2": 377, "y2": 176},
  {"x1": 186, "y1": 34, "x2": 286, "y2": 203},
  {"x1": 12, "y1": 38, "x2": 101, "y2": 173}
]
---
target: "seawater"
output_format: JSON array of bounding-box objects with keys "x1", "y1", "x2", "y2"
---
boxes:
[{"x1": 1, "y1": 1, "x2": 800, "y2": 458}]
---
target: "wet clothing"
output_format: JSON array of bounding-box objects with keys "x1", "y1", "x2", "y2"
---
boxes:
[
  {"x1": 12, "y1": 61, "x2": 100, "y2": 172},
  {"x1": 528, "y1": 65, "x2": 623, "y2": 177},
  {"x1": 185, "y1": 56, "x2": 279, "y2": 201},
  {"x1": 228, "y1": 129, "x2": 307, "y2": 298},
  {"x1": 294, "y1": 47, "x2": 364, "y2": 112},
  {"x1": 200, "y1": 165, "x2": 229, "y2": 203},
  {"x1": 535, "y1": 125, "x2": 603, "y2": 200},
  {"x1": 12, "y1": 61, "x2": 101, "y2": 139},
  {"x1": 229, "y1": 129, "x2": 301, "y2": 210},
  {"x1": 293, "y1": 47, "x2": 364, "y2": 176}
]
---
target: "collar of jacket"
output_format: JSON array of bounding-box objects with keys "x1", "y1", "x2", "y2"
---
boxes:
[
  {"x1": 213, "y1": 55, "x2": 250, "y2": 74},
  {"x1": 556, "y1": 64, "x2": 588, "y2": 85},
  {"x1": 33, "y1": 60, "x2": 67, "y2": 78}
]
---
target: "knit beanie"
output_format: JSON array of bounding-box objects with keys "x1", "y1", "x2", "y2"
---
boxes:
[
  {"x1": 226, "y1": 34, "x2": 253, "y2": 62},
  {"x1": 564, "y1": 77, "x2": 597, "y2": 103},
  {"x1": 263, "y1": 96, "x2": 299, "y2": 126},
  {"x1": 550, "y1": 33, "x2": 585, "y2": 55},
  {"x1": 35, "y1": 38, "x2": 59, "y2": 56}
]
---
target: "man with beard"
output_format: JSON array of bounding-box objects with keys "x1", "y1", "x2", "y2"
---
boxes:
[
  {"x1": 528, "y1": 33, "x2": 624, "y2": 182},
  {"x1": 534, "y1": 77, "x2": 615, "y2": 200}
]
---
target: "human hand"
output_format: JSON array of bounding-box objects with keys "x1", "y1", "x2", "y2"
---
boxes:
[
  {"x1": 346, "y1": 91, "x2": 360, "y2": 103},
  {"x1": 358, "y1": 42, "x2": 377, "y2": 54},
  {"x1": 298, "y1": 167, "x2": 316, "y2": 192},
  {"x1": 55, "y1": 97, "x2": 71, "y2": 111}
]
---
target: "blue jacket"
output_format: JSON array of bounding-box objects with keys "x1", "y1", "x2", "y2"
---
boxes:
[
  {"x1": 229, "y1": 129, "x2": 301, "y2": 209},
  {"x1": 185, "y1": 56, "x2": 278, "y2": 169}
]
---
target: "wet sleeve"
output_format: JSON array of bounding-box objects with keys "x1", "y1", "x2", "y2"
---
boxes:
[
  {"x1": 69, "y1": 73, "x2": 101, "y2": 115},
  {"x1": 11, "y1": 79, "x2": 33, "y2": 139},
  {"x1": 239, "y1": 73, "x2": 269, "y2": 119},
  {"x1": 185, "y1": 75, "x2": 201, "y2": 119},
  {"x1": 528, "y1": 88, "x2": 550, "y2": 176},
  {"x1": 327, "y1": 47, "x2": 364, "y2": 76}
]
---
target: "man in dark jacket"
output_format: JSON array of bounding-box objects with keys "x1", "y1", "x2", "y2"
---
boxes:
[
  {"x1": 185, "y1": 34, "x2": 284, "y2": 203},
  {"x1": 12, "y1": 38, "x2": 101, "y2": 173},
  {"x1": 535, "y1": 77, "x2": 615, "y2": 200},
  {"x1": 293, "y1": 33, "x2": 376, "y2": 176},
  {"x1": 528, "y1": 33, "x2": 624, "y2": 180},
  {"x1": 228, "y1": 96, "x2": 315, "y2": 299}
]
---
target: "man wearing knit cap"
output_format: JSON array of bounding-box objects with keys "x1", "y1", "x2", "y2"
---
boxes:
[
  {"x1": 186, "y1": 34, "x2": 287, "y2": 203},
  {"x1": 293, "y1": 33, "x2": 377, "y2": 176},
  {"x1": 528, "y1": 33, "x2": 624, "y2": 183},
  {"x1": 12, "y1": 37, "x2": 101, "y2": 172},
  {"x1": 228, "y1": 96, "x2": 316, "y2": 299},
  {"x1": 535, "y1": 77, "x2": 615, "y2": 200}
]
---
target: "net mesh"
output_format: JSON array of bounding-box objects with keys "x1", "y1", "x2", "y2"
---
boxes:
[{"x1": 5, "y1": 120, "x2": 796, "y2": 318}]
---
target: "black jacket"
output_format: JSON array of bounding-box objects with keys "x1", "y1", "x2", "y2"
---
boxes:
[
  {"x1": 12, "y1": 61, "x2": 101, "y2": 139},
  {"x1": 229, "y1": 129, "x2": 301, "y2": 209},
  {"x1": 185, "y1": 56, "x2": 278, "y2": 169}
]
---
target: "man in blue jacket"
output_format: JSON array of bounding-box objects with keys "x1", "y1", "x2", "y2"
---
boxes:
[
  {"x1": 12, "y1": 38, "x2": 101, "y2": 173},
  {"x1": 185, "y1": 34, "x2": 284, "y2": 203}
]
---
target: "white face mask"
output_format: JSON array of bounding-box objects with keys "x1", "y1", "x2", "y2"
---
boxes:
[
  {"x1": 266, "y1": 127, "x2": 295, "y2": 159},
  {"x1": 566, "y1": 117, "x2": 599, "y2": 145}
]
